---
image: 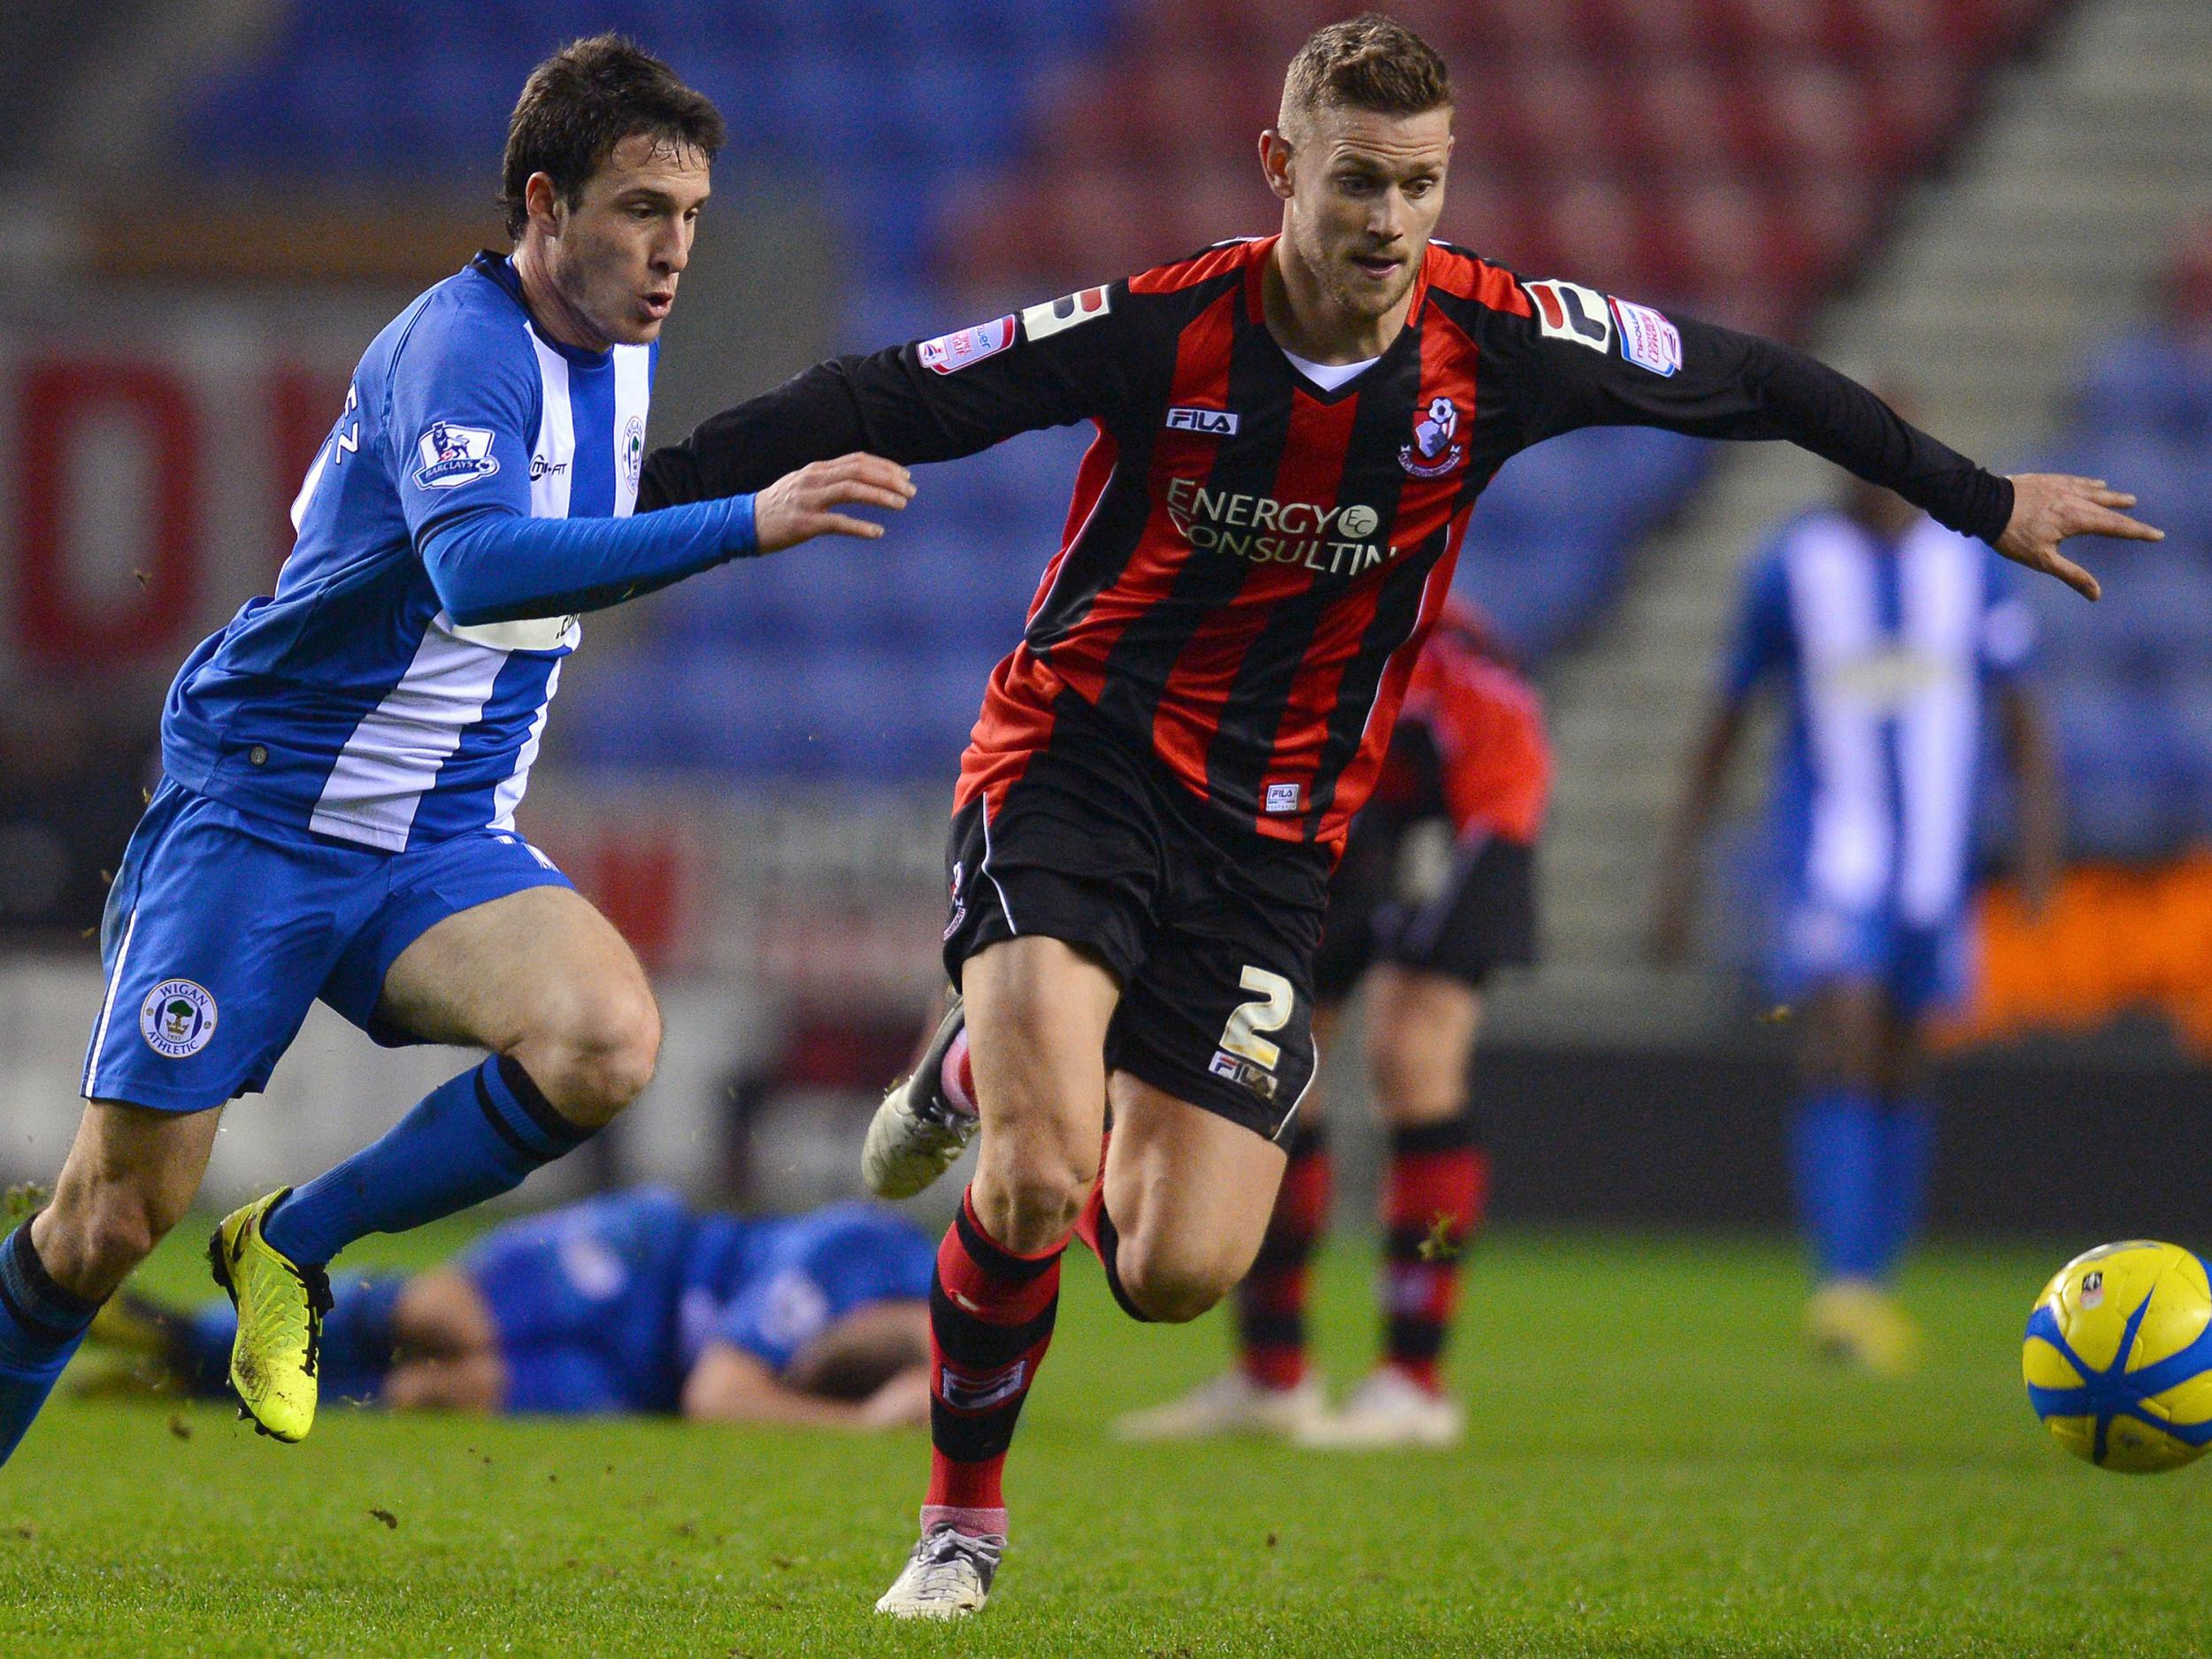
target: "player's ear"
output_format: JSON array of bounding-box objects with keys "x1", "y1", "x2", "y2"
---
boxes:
[
  {"x1": 1259, "y1": 129, "x2": 1295, "y2": 202},
  {"x1": 524, "y1": 171, "x2": 565, "y2": 238}
]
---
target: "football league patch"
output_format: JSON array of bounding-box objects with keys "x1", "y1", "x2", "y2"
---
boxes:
[
  {"x1": 140, "y1": 979, "x2": 217, "y2": 1059},
  {"x1": 1524, "y1": 279, "x2": 1613, "y2": 354},
  {"x1": 919, "y1": 315, "x2": 1016, "y2": 375},
  {"x1": 412, "y1": 420, "x2": 500, "y2": 489},
  {"x1": 1611, "y1": 297, "x2": 1683, "y2": 376},
  {"x1": 1020, "y1": 285, "x2": 1110, "y2": 342}
]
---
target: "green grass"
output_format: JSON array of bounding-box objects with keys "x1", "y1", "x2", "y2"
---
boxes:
[{"x1": 3, "y1": 1221, "x2": 2207, "y2": 1657}]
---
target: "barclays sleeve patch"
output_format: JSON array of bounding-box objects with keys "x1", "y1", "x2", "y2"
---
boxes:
[
  {"x1": 412, "y1": 420, "x2": 501, "y2": 488},
  {"x1": 1610, "y1": 298, "x2": 1683, "y2": 376}
]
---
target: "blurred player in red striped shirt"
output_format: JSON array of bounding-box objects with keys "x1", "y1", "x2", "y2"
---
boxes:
[{"x1": 1117, "y1": 598, "x2": 1547, "y2": 1448}]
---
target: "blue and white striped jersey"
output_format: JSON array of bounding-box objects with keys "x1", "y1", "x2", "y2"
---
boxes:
[
  {"x1": 1723, "y1": 509, "x2": 2037, "y2": 926},
  {"x1": 160, "y1": 252, "x2": 653, "y2": 851}
]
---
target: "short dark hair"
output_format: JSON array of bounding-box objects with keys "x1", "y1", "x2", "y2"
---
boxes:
[
  {"x1": 501, "y1": 35, "x2": 726, "y2": 240},
  {"x1": 1279, "y1": 13, "x2": 1452, "y2": 134}
]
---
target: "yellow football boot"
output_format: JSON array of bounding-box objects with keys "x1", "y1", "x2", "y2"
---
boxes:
[
  {"x1": 1804, "y1": 1279, "x2": 1922, "y2": 1377},
  {"x1": 208, "y1": 1191, "x2": 331, "y2": 1442}
]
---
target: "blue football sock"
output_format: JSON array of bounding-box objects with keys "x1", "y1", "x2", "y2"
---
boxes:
[
  {"x1": 263, "y1": 1056, "x2": 591, "y2": 1267},
  {"x1": 1788, "y1": 1087, "x2": 1884, "y2": 1282},
  {"x1": 1872, "y1": 1096, "x2": 1937, "y2": 1280},
  {"x1": 0, "y1": 1221, "x2": 100, "y2": 1466}
]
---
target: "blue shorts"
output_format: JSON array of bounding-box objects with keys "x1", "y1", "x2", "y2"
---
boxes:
[
  {"x1": 81, "y1": 778, "x2": 572, "y2": 1114},
  {"x1": 462, "y1": 1188, "x2": 696, "y2": 1415},
  {"x1": 1767, "y1": 899, "x2": 1973, "y2": 1020}
]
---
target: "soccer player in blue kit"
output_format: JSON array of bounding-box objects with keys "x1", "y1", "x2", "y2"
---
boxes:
[
  {"x1": 92, "y1": 1192, "x2": 940, "y2": 1430},
  {"x1": 1651, "y1": 415, "x2": 2064, "y2": 1371},
  {"x1": 0, "y1": 35, "x2": 914, "y2": 1464}
]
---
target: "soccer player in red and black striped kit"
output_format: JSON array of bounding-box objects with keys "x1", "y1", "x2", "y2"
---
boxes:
[
  {"x1": 641, "y1": 14, "x2": 2149, "y2": 1618},
  {"x1": 1116, "y1": 597, "x2": 1548, "y2": 1450}
]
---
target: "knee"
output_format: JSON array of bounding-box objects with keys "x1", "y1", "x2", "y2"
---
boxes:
[
  {"x1": 41, "y1": 1179, "x2": 180, "y2": 1296},
  {"x1": 1369, "y1": 1032, "x2": 1467, "y2": 1123},
  {"x1": 1113, "y1": 1230, "x2": 1243, "y2": 1325},
  {"x1": 518, "y1": 980, "x2": 661, "y2": 1124},
  {"x1": 975, "y1": 1141, "x2": 1095, "y2": 1255}
]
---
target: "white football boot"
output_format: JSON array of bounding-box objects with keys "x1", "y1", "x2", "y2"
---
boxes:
[
  {"x1": 1294, "y1": 1368, "x2": 1464, "y2": 1449},
  {"x1": 875, "y1": 1524, "x2": 1003, "y2": 1619},
  {"x1": 1112, "y1": 1370, "x2": 1326, "y2": 1441},
  {"x1": 863, "y1": 994, "x2": 979, "y2": 1200}
]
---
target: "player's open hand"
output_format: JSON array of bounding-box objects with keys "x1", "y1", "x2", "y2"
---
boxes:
[
  {"x1": 753, "y1": 452, "x2": 915, "y2": 553},
  {"x1": 1997, "y1": 474, "x2": 2162, "y2": 602}
]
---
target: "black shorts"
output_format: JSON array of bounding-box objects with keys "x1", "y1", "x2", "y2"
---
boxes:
[
  {"x1": 1311, "y1": 813, "x2": 1539, "y2": 1005},
  {"x1": 942, "y1": 696, "x2": 1329, "y2": 1141}
]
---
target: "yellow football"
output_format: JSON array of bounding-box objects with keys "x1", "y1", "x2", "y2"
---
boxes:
[{"x1": 2024, "y1": 1240, "x2": 2212, "y2": 1473}]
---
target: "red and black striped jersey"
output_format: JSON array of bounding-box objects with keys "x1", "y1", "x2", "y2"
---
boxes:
[
  {"x1": 1373, "y1": 597, "x2": 1550, "y2": 848},
  {"x1": 643, "y1": 234, "x2": 2012, "y2": 851}
]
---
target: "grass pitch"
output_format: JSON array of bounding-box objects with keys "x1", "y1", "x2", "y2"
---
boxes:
[{"x1": 2, "y1": 1220, "x2": 2206, "y2": 1657}]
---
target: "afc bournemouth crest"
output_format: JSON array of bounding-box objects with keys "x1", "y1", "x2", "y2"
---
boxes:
[
  {"x1": 1399, "y1": 396, "x2": 1464, "y2": 479},
  {"x1": 140, "y1": 979, "x2": 217, "y2": 1059}
]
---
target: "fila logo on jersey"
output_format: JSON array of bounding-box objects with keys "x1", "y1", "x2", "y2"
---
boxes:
[
  {"x1": 413, "y1": 420, "x2": 500, "y2": 488},
  {"x1": 140, "y1": 979, "x2": 217, "y2": 1059},
  {"x1": 1165, "y1": 405, "x2": 1239, "y2": 436},
  {"x1": 1020, "y1": 285, "x2": 1110, "y2": 342},
  {"x1": 919, "y1": 315, "x2": 1016, "y2": 375},
  {"x1": 1609, "y1": 297, "x2": 1683, "y2": 375},
  {"x1": 1525, "y1": 279, "x2": 1614, "y2": 354}
]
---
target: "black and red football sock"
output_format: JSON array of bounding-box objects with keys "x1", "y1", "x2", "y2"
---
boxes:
[
  {"x1": 922, "y1": 1187, "x2": 1064, "y2": 1539},
  {"x1": 1379, "y1": 1115, "x2": 1489, "y2": 1394},
  {"x1": 1233, "y1": 1121, "x2": 1333, "y2": 1392}
]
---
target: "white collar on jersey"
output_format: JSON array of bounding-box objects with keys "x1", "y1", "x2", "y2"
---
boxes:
[{"x1": 1280, "y1": 346, "x2": 1380, "y2": 392}]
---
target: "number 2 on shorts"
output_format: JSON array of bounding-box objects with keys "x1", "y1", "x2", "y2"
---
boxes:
[{"x1": 1219, "y1": 966, "x2": 1294, "y2": 1071}]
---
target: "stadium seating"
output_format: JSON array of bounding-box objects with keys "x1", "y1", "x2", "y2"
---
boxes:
[
  {"x1": 2015, "y1": 259, "x2": 2212, "y2": 859},
  {"x1": 172, "y1": 0, "x2": 2064, "y2": 781}
]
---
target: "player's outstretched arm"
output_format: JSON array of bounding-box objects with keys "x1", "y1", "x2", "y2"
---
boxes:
[
  {"x1": 641, "y1": 286, "x2": 1136, "y2": 510},
  {"x1": 1993, "y1": 474, "x2": 2161, "y2": 602},
  {"x1": 1495, "y1": 280, "x2": 2162, "y2": 598},
  {"x1": 419, "y1": 457, "x2": 910, "y2": 626}
]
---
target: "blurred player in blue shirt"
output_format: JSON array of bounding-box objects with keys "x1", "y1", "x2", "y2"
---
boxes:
[
  {"x1": 91, "y1": 1191, "x2": 937, "y2": 1429},
  {"x1": 1653, "y1": 418, "x2": 2062, "y2": 1371},
  {"x1": 0, "y1": 36, "x2": 912, "y2": 1468}
]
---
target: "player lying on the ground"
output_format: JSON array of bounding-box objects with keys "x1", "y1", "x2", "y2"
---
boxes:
[
  {"x1": 1118, "y1": 598, "x2": 1548, "y2": 1449},
  {"x1": 640, "y1": 14, "x2": 2154, "y2": 1620},
  {"x1": 86, "y1": 1190, "x2": 935, "y2": 1428},
  {"x1": 1649, "y1": 402, "x2": 2062, "y2": 1374},
  {"x1": 0, "y1": 35, "x2": 914, "y2": 1472}
]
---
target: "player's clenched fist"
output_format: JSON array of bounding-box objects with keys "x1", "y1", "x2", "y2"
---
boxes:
[
  {"x1": 1997, "y1": 472, "x2": 2162, "y2": 602},
  {"x1": 753, "y1": 452, "x2": 915, "y2": 552}
]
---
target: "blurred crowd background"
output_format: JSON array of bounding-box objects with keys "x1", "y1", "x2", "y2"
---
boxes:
[{"x1": 0, "y1": 0, "x2": 2206, "y2": 1238}]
